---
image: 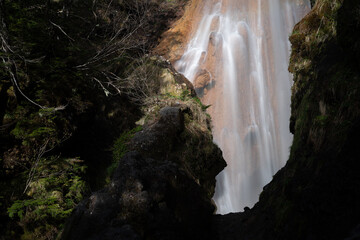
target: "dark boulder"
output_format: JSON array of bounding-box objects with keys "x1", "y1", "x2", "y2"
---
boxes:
[
  {"x1": 62, "y1": 150, "x2": 215, "y2": 240},
  {"x1": 130, "y1": 107, "x2": 184, "y2": 159},
  {"x1": 61, "y1": 105, "x2": 226, "y2": 240}
]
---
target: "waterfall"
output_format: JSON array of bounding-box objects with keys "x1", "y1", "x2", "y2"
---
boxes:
[{"x1": 175, "y1": 0, "x2": 310, "y2": 214}]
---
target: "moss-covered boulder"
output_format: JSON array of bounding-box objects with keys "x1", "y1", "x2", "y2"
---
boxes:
[{"x1": 61, "y1": 59, "x2": 226, "y2": 240}]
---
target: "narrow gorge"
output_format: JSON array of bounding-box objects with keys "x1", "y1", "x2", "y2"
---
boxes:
[
  {"x1": 1, "y1": 0, "x2": 360, "y2": 239},
  {"x1": 159, "y1": 0, "x2": 310, "y2": 214}
]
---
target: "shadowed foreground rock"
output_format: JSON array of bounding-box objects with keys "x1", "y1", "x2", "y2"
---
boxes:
[{"x1": 61, "y1": 105, "x2": 226, "y2": 240}]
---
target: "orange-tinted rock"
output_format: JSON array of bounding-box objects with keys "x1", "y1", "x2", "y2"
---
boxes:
[
  {"x1": 154, "y1": 0, "x2": 209, "y2": 63},
  {"x1": 194, "y1": 69, "x2": 211, "y2": 89}
]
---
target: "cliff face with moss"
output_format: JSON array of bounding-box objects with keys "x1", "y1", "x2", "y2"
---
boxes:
[
  {"x1": 60, "y1": 57, "x2": 226, "y2": 240},
  {"x1": 2, "y1": 0, "x2": 360, "y2": 239},
  {"x1": 0, "y1": 0, "x2": 198, "y2": 239},
  {"x1": 214, "y1": 0, "x2": 360, "y2": 239}
]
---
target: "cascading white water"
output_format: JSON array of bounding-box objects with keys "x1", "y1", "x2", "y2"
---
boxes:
[{"x1": 175, "y1": 0, "x2": 310, "y2": 214}]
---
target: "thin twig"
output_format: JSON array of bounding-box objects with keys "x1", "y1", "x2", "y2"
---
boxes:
[
  {"x1": 49, "y1": 20, "x2": 75, "y2": 41},
  {"x1": 23, "y1": 140, "x2": 49, "y2": 194}
]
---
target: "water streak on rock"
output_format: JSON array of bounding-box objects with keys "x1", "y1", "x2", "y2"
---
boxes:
[{"x1": 175, "y1": 0, "x2": 310, "y2": 214}]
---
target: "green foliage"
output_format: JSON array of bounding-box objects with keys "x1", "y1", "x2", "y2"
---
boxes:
[
  {"x1": 180, "y1": 89, "x2": 190, "y2": 100},
  {"x1": 9, "y1": 106, "x2": 62, "y2": 150},
  {"x1": 106, "y1": 126, "x2": 143, "y2": 182},
  {"x1": 0, "y1": 0, "x2": 186, "y2": 238},
  {"x1": 164, "y1": 88, "x2": 191, "y2": 101},
  {"x1": 263, "y1": 1, "x2": 360, "y2": 236},
  {"x1": 8, "y1": 198, "x2": 59, "y2": 220},
  {"x1": 193, "y1": 97, "x2": 211, "y2": 111},
  {"x1": 7, "y1": 157, "x2": 86, "y2": 238},
  {"x1": 113, "y1": 126, "x2": 143, "y2": 162},
  {"x1": 314, "y1": 115, "x2": 329, "y2": 127},
  {"x1": 166, "y1": 88, "x2": 210, "y2": 111}
]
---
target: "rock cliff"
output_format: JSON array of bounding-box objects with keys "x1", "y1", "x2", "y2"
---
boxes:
[
  {"x1": 61, "y1": 57, "x2": 226, "y2": 240},
  {"x1": 213, "y1": 0, "x2": 360, "y2": 239},
  {"x1": 3, "y1": 0, "x2": 360, "y2": 239}
]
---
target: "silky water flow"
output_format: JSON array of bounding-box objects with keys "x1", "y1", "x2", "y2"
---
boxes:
[{"x1": 175, "y1": 0, "x2": 310, "y2": 214}]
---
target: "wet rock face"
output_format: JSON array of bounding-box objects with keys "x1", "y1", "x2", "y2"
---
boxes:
[
  {"x1": 61, "y1": 105, "x2": 225, "y2": 240},
  {"x1": 212, "y1": 0, "x2": 360, "y2": 239}
]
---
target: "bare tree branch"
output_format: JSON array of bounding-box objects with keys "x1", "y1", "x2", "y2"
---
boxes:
[
  {"x1": 0, "y1": 15, "x2": 66, "y2": 111},
  {"x1": 49, "y1": 20, "x2": 75, "y2": 41}
]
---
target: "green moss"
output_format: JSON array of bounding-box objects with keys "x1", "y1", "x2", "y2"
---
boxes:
[
  {"x1": 7, "y1": 157, "x2": 86, "y2": 239},
  {"x1": 1, "y1": 0, "x2": 188, "y2": 238},
  {"x1": 266, "y1": 1, "x2": 360, "y2": 236},
  {"x1": 113, "y1": 126, "x2": 143, "y2": 162},
  {"x1": 10, "y1": 106, "x2": 60, "y2": 143},
  {"x1": 105, "y1": 126, "x2": 143, "y2": 183},
  {"x1": 314, "y1": 115, "x2": 329, "y2": 127},
  {"x1": 193, "y1": 97, "x2": 210, "y2": 111},
  {"x1": 165, "y1": 88, "x2": 192, "y2": 101}
]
